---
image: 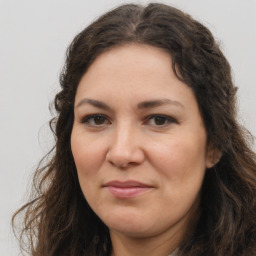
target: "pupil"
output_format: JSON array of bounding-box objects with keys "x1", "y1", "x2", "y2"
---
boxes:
[
  {"x1": 94, "y1": 116, "x2": 105, "y2": 125},
  {"x1": 155, "y1": 116, "x2": 166, "y2": 125}
]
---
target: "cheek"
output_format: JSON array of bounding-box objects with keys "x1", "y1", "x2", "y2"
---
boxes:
[
  {"x1": 71, "y1": 130, "x2": 106, "y2": 174},
  {"x1": 70, "y1": 130, "x2": 108, "y2": 202},
  {"x1": 152, "y1": 138, "x2": 206, "y2": 169},
  {"x1": 149, "y1": 139, "x2": 206, "y2": 222},
  {"x1": 149, "y1": 134, "x2": 207, "y2": 193}
]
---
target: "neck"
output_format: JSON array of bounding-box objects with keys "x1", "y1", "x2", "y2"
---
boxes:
[{"x1": 110, "y1": 228, "x2": 181, "y2": 256}]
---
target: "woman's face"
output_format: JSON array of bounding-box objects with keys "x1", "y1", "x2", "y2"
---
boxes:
[{"x1": 71, "y1": 44, "x2": 214, "y2": 242}]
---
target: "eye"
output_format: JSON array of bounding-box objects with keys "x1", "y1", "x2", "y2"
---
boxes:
[
  {"x1": 81, "y1": 114, "x2": 110, "y2": 127},
  {"x1": 145, "y1": 115, "x2": 176, "y2": 127}
]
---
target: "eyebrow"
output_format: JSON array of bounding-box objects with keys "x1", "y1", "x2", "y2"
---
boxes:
[
  {"x1": 75, "y1": 98, "x2": 184, "y2": 110},
  {"x1": 137, "y1": 99, "x2": 184, "y2": 109},
  {"x1": 75, "y1": 98, "x2": 111, "y2": 110}
]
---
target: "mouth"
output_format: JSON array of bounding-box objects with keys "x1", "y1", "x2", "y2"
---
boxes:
[{"x1": 102, "y1": 180, "x2": 154, "y2": 199}]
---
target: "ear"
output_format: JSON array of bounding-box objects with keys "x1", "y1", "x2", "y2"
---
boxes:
[{"x1": 205, "y1": 143, "x2": 222, "y2": 169}]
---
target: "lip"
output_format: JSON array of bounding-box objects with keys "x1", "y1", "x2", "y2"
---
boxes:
[{"x1": 103, "y1": 180, "x2": 154, "y2": 199}]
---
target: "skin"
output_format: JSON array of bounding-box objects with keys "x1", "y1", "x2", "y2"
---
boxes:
[{"x1": 71, "y1": 44, "x2": 215, "y2": 256}]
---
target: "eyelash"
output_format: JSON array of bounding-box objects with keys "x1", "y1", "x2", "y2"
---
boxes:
[
  {"x1": 81, "y1": 114, "x2": 110, "y2": 127},
  {"x1": 80, "y1": 114, "x2": 177, "y2": 128},
  {"x1": 144, "y1": 114, "x2": 177, "y2": 127}
]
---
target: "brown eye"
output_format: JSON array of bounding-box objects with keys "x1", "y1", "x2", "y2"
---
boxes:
[
  {"x1": 81, "y1": 114, "x2": 110, "y2": 127},
  {"x1": 154, "y1": 116, "x2": 168, "y2": 126},
  {"x1": 93, "y1": 116, "x2": 106, "y2": 125},
  {"x1": 146, "y1": 115, "x2": 176, "y2": 127}
]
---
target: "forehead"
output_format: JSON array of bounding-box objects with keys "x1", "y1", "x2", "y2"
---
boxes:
[
  {"x1": 83, "y1": 44, "x2": 173, "y2": 82},
  {"x1": 75, "y1": 44, "x2": 198, "y2": 111}
]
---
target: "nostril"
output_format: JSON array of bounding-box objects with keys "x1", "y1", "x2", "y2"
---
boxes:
[
  {"x1": 106, "y1": 151, "x2": 131, "y2": 168},
  {"x1": 105, "y1": 132, "x2": 145, "y2": 167},
  {"x1": 106, "y1": 148, "x2": 145, "y2": 168}
]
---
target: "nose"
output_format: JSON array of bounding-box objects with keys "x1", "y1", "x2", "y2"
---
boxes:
[{"x1": 106, "y1": 123, "x2": 145, "y2": 168}]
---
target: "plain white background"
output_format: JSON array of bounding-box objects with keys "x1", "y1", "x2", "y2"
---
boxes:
[{"x1": 0, "y1": 0, "x2": 255, "y2": 255}]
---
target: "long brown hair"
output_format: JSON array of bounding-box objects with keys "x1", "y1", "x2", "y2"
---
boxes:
[{"x1": 12, "y1": 3, "x2": 256, "y2": 256}]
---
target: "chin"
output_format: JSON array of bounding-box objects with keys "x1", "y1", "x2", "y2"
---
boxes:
[
  {"x1": 109, "y1": 224, "x2": 154, "y2": 238},
  {"x1": 102, "y1": 212, "x2": 152, "y2": 236},
  {"x1": 105, "y1": 214, "x2": 168, "y2": 239}
]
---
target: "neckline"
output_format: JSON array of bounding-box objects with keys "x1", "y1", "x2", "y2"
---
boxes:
[{"x1": 168, "y1": 248, "x2": 178, "y2": 256}]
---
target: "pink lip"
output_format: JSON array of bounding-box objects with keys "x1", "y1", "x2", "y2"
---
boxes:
[{"x1": 103, "y1": 180, "x2": 153, "y2": 198}]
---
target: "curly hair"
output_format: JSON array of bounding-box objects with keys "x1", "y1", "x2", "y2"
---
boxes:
[{"x1": 12, "y1": 3, "x2": 256, "y2": 256}]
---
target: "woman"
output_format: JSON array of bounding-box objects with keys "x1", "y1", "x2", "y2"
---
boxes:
[{"x1": 13, "y1": 3, "x2": 256, "y2": 256}]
